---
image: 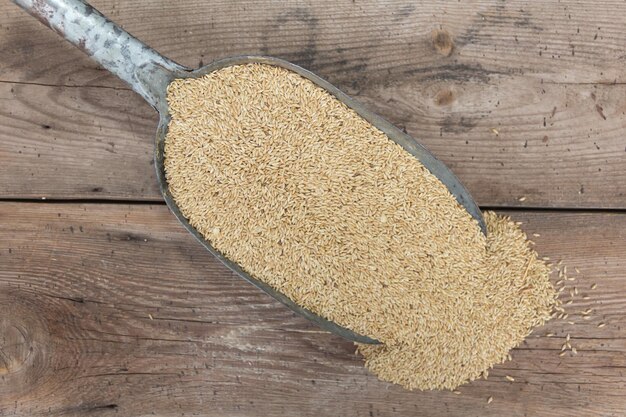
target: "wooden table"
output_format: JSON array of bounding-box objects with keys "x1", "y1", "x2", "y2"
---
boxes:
[{"x1": 1, "y1": 1, "x2": 625, "y2": 416}]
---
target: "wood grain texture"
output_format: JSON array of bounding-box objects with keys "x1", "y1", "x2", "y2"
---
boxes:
[
  {"x1": 0, "y1": 202, "x2": 624, "y2": 417},
  {"x1": 1, "y1": 0, "x2": 626, "y2": 206},
  {"x1": 0, "y1": 82, "x2": 159, "y2": 200},
  {"x1": 3, "y1": 1, "x2": 625, "y2": 416},
  {"x1": 3, "y1": 0, "x2": 626, "y2": 86}
]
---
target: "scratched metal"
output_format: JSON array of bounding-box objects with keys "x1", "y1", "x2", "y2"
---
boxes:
[
  {"x1": 14, "y1": 0, "x2": 487, "y2": 345},
  {"x1": 13, "y1": 0, "x2": 186, "y2": 110}
]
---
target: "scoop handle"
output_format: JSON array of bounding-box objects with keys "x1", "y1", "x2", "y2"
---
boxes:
[{"x1": 13, "y1": 0, "x2": 189, "y2": 110}]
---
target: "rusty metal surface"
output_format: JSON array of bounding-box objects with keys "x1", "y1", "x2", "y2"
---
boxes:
[{"x1": 13, "y1": 0, "x2": 487, "y2": 345}]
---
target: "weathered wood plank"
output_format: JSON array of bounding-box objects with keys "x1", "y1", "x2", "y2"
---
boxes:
[
  {"x1": 1, "y1": 76, "x2": 625, "y2": 207},
  {"x1": 2, "y1": 0, "x2": 626, "y2": 87},
  {"x1": 0, "y1": 82, "x2": 159, "y2": 201},
  {"x1": 2, "y1": 0, "x2": 626, "y2": 206},
  {"x1": 0, "y1": 203, "x2": 624, "y2": 416}
]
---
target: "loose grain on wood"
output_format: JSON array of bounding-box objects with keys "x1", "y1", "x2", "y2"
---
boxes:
[
  {"x1": 0, "y1": 203, "x2": 624, "y2": 416},
  {"x1": 1, "y1": 1, "x2": 626, "y2": 207}
]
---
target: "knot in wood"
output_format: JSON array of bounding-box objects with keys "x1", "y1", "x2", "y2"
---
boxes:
[
  {"x1": 431, "y1": 29, "x2": 454, "y2": 56},
  {"x1": 0, "y1": 321, "x2": 31, "y2": 375},
  {"x1": 0, "y1": 292, "x2": 51, "y2": 399}
]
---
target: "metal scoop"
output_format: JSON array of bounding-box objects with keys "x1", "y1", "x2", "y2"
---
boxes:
[{"x1": 14, "y1": 0, "x2": 486, "y2": 345}]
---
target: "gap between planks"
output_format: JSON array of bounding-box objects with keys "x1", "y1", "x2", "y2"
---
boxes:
[{"x1": 3, "y1": 198, "x2": 626, "y2": 215}]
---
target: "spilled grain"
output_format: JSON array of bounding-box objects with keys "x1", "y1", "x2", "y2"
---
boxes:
[{"x1": 164, "y1": 63, "x2": 557, "y2": 390}]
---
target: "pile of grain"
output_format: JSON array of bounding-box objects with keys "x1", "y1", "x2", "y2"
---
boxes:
[{"x1": 164, "y1": 63, "x2": 557, "y2": 390}]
